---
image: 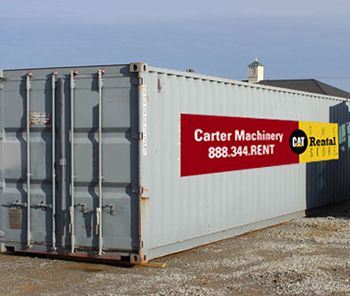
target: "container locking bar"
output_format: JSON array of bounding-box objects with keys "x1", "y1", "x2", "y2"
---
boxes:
[
  {"x1": 69, "y1": 70, "x2": 77, "y2": 253},
  {"x1": 97, "y1": 69, "x2": 104, "y2": 256},
  {"x1": 51, "y1": 72, "x2": 57, "y2": 251},
  {"x1": 25, "y1": 73, "x2": 32, "y2": 248},
  {"x1": 58, "y1": 77, "x2": 67, "y2": 250}
]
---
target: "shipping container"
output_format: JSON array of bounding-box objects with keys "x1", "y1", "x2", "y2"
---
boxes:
[{"x1": 0, "y1": 62, "x2": 348, "y2": 264}]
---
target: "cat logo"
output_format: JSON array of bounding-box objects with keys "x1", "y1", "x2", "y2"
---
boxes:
[
  {"x1": 292, "y1": 136, "x2": 306, "y2": 148},
  {"x1": 289, "y1": 129, "x2": 308, "y2": 154}
]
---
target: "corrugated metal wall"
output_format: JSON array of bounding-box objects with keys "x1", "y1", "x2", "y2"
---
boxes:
[{"x1": 141, "y1": 66, "x2": 350, "y2": 259}]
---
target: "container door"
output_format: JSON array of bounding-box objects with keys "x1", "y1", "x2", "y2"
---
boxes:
[
  {"x1": 0, "y1": 67, "x2": 138, "y2": 255},
  {"x1": 0, "y1": 75, "x2": 56, "y2": 250},
  {"x1": 69, "y1": 71, "x2": 139, "y2": 253}
]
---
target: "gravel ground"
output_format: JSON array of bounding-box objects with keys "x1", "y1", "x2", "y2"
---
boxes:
[{"x1": 0, "y1": 201, "x2": 349, "y2": 296}]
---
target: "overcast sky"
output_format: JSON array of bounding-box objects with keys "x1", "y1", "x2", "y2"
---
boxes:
[{"x1": 1, "y1": 0, "x2": 350, "y2": 90}]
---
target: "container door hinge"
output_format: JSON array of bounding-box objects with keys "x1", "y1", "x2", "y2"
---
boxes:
[
  {"x1": 131, "y1": 186, "x2": 148, "y2": 196},
  {"x1": 138, "y1": 77, "x2": 144, "y2": 85},
  {"x1": 140, "y1": 186, "x2": 150, "y2": 199},
  {"x1": 131, "y1": 186, "x2": 141, "y2": 194},
  {"x1": 132, "y1": 132, "x2": 143, "y2": 140},
  {"x1": 131, "y1": 77, "x2": 144, "y2": 86}
]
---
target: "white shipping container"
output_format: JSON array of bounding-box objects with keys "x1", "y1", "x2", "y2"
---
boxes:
[{"x1": 0, "y1": 62, "x2": 348, "y2": 263}]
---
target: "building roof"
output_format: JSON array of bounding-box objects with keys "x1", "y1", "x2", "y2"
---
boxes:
[
  {"x1": 258, "y1": 79, "x2": 350, "y2": 98},
  {"x1": 249, "y1": 60, "x2": 264, "y2": 67}
]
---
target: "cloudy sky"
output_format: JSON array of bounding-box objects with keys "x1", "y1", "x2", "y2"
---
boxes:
[{"x1": 1, "y1": 0, "x2": 350, "y2": 90}]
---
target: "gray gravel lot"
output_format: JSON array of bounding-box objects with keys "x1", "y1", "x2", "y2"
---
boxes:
[{"x1": 0, "y1": 201, "x2": 349, "y2": 296}]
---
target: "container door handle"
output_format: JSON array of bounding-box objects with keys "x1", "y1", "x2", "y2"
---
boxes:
[
  {"x1": 8, "y1": 200, "x2": 28, "y2": 208},
  {"x1": 34, "y1": 201, "x2": 52, "y2": 210}
]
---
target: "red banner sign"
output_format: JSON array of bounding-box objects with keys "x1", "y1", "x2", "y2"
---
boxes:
[{"x1": 180, "y1": 114, "x2": 338, "y2": 177}]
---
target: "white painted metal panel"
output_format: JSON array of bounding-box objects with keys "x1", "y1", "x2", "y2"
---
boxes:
[{"x1": 140, "y1": 66, "x2": 350, "y2": 260}]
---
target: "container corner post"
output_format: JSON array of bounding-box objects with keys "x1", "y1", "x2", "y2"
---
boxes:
[{"x1": 129, "y1": 62, "x2": 148, "y2": 73}]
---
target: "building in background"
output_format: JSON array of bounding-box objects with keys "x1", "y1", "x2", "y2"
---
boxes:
[
  {"x1": 248, "y1": 59, "x2": 265, "y2": 83},
  {"x1": 247, "y1": 60, "x2": 350, "y2": 98}
]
